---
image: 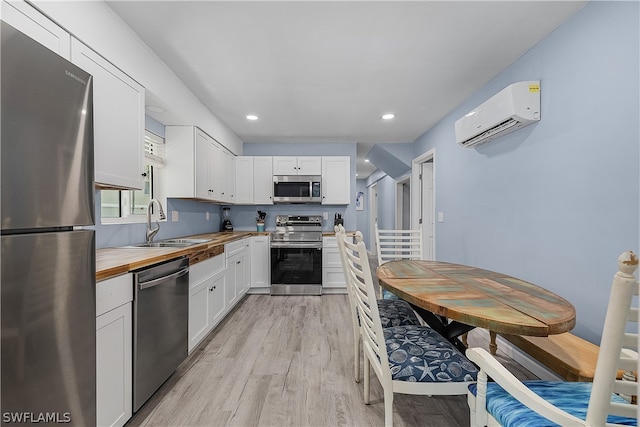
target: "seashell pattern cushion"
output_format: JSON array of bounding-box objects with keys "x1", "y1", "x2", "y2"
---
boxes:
[{"x1": 384, "y1": 325, "x2": 478, "y2": 383}]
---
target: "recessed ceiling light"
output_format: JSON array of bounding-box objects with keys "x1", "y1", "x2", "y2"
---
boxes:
[
  {"x1": 145, "y1": 105, "x2": 165, "y2": 113},
  {"x1": 381, "y1": 113, "x2": 396, "y2": 120},
  {"x1": 365, "y1": 159, "x2": 370, "y2": 163},
  {"x1": 246, "y1": 114, "x2": 259, "y2": 121}
]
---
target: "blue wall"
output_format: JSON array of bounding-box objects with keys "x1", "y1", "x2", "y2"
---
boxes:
[{"x1": 402, "y1": 1, "x2": 639, "y2": 344}]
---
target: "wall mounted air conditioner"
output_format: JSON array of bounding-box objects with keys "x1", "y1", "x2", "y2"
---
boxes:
[{"x1": 455, "y1": 81, "x2": 540, "y2": 148}]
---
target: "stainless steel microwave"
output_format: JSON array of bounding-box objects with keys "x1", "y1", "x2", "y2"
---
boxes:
[{"x1": 273, "y1": 175, "x2": 322, "y2": 204}]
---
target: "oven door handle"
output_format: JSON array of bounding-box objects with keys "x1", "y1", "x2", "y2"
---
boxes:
[{"x1": 270, "y1": 242, "x2": 323, "y2": 249}]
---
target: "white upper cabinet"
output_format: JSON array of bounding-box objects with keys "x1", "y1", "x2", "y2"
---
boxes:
[
  {"x1": 71, "y1": 38, "x2": 144, "y2": 190},
  {"x1": 234, "y1": 156, "x2": 273, "y2": 205},
  {"x1": 221, "y1": 148, "x2": 235, "y2": 203},
  {"x1": 165, "y1": 126, "x2": 235, "y2": 203},
  {"x1": 322, "y1": 156, "x2": 350, "y2": 205},
  {"x1": 273, "y1": 156, "x2": 322, "y2": 175},
  {"x1": 1, "y1": 0, "x2": 70, "y2": 58},
  {"x1": 234, "y1": 156, "x2": 254, "y2": 204},
  {"x1": 195, "y1": 129, "x2": 212, "y2": 199},
  {"x1": 253, "y1": 156, "x2": 273, "y2": 204}
]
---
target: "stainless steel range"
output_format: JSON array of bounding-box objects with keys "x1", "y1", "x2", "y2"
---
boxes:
[{"x1": 271, "y1": 215, "x2": 323, "y2": 295}]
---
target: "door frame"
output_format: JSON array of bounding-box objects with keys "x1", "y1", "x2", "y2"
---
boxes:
[
  {"x1": 369, "y1": 182, "x2": 378, "y2": 255},
  {"x1": 395, "y1": 174, "x2": 411, "y2": 230},
  {"x1": 411, "y1": 149, "x2": 436, "y2": 260}
]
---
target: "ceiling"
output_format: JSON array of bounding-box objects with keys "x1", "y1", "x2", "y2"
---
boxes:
[{"x1": 107, "y1": 1, "x2": 587, "y2": 178}]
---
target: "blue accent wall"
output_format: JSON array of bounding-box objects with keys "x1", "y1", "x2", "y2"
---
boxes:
[{"x1": 403, "y1": 1, "x2": 639, "y2": 344}]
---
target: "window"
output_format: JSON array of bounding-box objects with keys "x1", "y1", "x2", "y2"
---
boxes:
[{"x1": 100, "y1": 130, "x2": 165, "y2": 223}]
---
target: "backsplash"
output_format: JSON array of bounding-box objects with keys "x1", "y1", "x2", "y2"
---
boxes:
[
  {"x1": 95, "y1": 191, "x2": 351, "y2": 249},
  {"x1": 95, "y1": 191, "x2": 222, "y2": 249}
]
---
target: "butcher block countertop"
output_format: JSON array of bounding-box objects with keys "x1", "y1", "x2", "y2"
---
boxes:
[{"x1": 96, "y1": 231, "x2": 268, "y2": 282}]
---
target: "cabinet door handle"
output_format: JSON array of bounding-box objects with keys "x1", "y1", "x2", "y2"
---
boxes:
[
  {"x1": 141, "y1": 172, "x2": 147, "y2": 177},
  {"x1": 236, "y1": 260, "x2": 241, "y2": 265}
]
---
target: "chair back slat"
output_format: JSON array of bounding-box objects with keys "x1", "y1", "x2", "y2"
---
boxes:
[
  {"x1": 586, "y1": 251, "x2": 638, "y2": 426},
  {"x1": 622, "y1": 333, "x2": 638, "y2": 349},
  {"x1": 375, "y1": 224, "x2": 423, "y2": 265},
  {"x1": 608, "y1": 400, "x2": 637, "y2": 419}
]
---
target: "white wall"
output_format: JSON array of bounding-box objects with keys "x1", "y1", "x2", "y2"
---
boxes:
[
  {"x1": 409, "y1": 1, "x2": 639, "y2": 344},
  {"x1": 33, "y1": 0, "x2": 243, "y2": 154}
]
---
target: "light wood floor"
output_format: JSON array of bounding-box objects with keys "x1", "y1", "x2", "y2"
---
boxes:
[{"x1": 128, "y1": 293, "x2": 536, "y2": 427}]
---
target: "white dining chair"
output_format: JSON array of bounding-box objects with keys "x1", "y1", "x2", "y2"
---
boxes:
[
  {"x1": 374, "y1": 224, "x2": 423, "y2": 300},
  {"x1": 466, "y1": 250, "x2": 639, "y2": 427},
  {"x1": 339, "y1": 229, "x2": 477, "y2": 427},
  {"x1": 334, "y1": 225, "x2": 422, "y2": 384},
  {"x1": 374, "y1": 224, "x2": 423, "y2": 266}
]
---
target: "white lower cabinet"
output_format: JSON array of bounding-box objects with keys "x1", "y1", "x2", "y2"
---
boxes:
[
  {"x1": 250, "y1": 235, "x2": 270, "y2": 293},
  {"x1": 322, "y1": 236, "x2": 348, "y2": 292},
  {"x1": 96, "y1": 274, "x2": 133, "y2": 427},
  {"x1": 188, "y1": 254, "x2": 225, "y2": 352},
  {"x1": 225, "y1": 239, "x2": 248, "y2": 305}
]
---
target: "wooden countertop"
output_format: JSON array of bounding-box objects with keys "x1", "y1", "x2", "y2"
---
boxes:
[{"x1": 96, "y1": 232, "x2": 268, "y2": 282}]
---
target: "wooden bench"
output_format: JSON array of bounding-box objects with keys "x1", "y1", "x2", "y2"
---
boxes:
[{"x1": 501, "y1": 332, "x2": 600, "y2": 382}]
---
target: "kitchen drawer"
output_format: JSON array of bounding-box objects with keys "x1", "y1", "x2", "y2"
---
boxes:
[
  {"x1": 322, "y1": 236, "x2": 338, "y2": 248},
  {"x1": 190, "y1": 253, "x2": 224, "y2": 285},
  {"x1": 97, "y1": 273, "x2": 133, "y2": 317},
  {"x1": 225, "y1": 239, "x2": 246, "y2": 258}
]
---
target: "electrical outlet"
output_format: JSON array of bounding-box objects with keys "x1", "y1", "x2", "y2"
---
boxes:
[
  {"x1": 206, "y1": 211, "x2": 210, "y2": 220},
  {"x1": 323, "y1": 212, "x2": 328, "y2": 220},
  {"x1": 172, "y1": 211, "x2": 179, "y2": 222},
  {"x1": 438, "y1": 212, "x2": 444, "y2": 223}
]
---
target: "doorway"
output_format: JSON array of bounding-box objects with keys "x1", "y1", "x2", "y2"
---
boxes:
[
  {"x1": 411, "y1": 149, "x2": 435, "y2": 260},
  {"x1": 369, "y1": 182, "x2": 378, "y2": 255},
  {"x1": 395, "y1": 177, "x2": 411, "y2": 230}
]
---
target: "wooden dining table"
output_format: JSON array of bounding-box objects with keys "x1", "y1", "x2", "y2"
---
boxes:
[{"x1": 376, "y1": 260, "x2": 576, "y2": 354}]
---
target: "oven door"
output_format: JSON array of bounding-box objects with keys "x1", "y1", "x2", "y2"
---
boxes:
[{"x1": 270, "y1": 242, "x2": 322, "y2": 295}]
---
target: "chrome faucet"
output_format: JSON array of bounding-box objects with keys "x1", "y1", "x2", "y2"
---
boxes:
[{"x1": 146, "y1": 198, "x2": 166, "y2": 243}]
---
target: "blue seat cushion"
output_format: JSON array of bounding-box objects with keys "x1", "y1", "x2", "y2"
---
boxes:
[
  {"x1": 384, "y1": 325, "x2": 478, "y2": 382},
  {"x1": 468, "y1": 380, "x2": 637, "y2": 427},
  {"x1": 378, "y1": 299, "x2": 420, "y2": 328},
  {"x1": 382, "y1": 289, "x2": 400, "y2": 300}
]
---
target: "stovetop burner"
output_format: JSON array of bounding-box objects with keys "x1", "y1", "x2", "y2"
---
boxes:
[{"x1": 271, "y1": 214, "x2": 323, "y2": 245}]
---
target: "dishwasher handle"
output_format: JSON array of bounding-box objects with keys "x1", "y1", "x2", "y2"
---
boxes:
[{"x1": 138, "y1": 267, "x2": 189, "y2": 290}]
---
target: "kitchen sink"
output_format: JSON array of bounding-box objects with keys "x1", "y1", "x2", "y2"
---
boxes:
[
  {"x1": 125, "y1": 238, "x2": 211, "y2": 248},
  {"x1": 162, "y1": 238, "x2": 212, "y2": 245},
  {"x1": 128, "y1": 242, "x2": 193, "y2": 248}
]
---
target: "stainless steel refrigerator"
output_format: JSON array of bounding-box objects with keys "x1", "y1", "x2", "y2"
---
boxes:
[{"x1": 1, "y1": 22, "x2": 96, "y2": 425}]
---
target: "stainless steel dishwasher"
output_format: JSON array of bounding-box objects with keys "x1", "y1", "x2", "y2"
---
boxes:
[{"x1": 132, "y1": 256, "x2": 189, "y2": 412}]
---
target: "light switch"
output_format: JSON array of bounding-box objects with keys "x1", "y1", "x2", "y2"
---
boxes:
[
  {"x1": 437, "y1": 212, "x2": 444, "y2": 222},
  {"x1": 323, "y1": 212, "x2": 328, "y2": 220},
  {"x1": 172, "y1": 211, "x2": 179, "y2": 222},
  {"x1": 206, "y1": 211, "x2": 210, "y2": 220}
]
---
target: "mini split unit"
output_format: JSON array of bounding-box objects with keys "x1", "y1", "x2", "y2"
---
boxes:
[{"x1": 455, "y1": 81, "x2": 541, "y2": 148}]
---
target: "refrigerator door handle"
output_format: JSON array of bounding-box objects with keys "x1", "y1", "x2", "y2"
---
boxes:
[{"x1": 138, "y1": 268, "x2": 189, "y2": 290}]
